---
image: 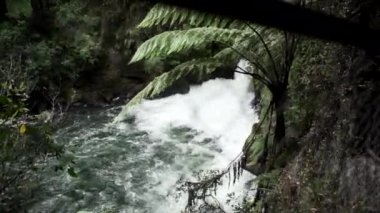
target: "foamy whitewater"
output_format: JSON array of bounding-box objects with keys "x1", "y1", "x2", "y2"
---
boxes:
[{"x1": 31, "y1": 60, "x2": 258, "y2": 212}]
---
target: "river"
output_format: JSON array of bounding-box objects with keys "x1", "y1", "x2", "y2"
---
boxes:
[{"x1": 30, "y1": 61, "x2": 258, "y2": 213}]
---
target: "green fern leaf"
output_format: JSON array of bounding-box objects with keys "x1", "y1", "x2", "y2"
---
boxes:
[
  {"x1": 130, "y1": 27, "x2": 250, "y2": 63},
  {"x1": 213, "y1": 48, "x2": 239, "y2": 63},
  {"x1": 114, "y1": 58, "x2": 229, "y2": 121},
  {"x1": 138, "y1": 4, "x2": 246, "y2": 29}
]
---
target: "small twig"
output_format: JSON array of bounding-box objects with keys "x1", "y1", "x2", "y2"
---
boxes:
[
  {"x1": 230, "y1": 46, "x2": 272, "y2": 79},
  {"x1": 367, "y1": 149, "x2": 380, "y2": 164},
  {"x1": 235, "y1": 66, "x2": 272, "y2": 88}
]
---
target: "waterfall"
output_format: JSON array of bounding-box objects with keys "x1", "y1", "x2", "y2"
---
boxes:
[
  {"x1": 115, "y1": 60, "x2": 258, "y2": 211},
  {"x1": 30, "y1": 60, "x2": 258, "y2": 213}
]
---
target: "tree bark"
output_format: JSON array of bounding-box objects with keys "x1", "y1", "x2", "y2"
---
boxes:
[
  {"x1": 0, "y1": 0, "x2": 7, "y2": 21},
  {"x1": 273, "y1": 90, "x2": 287, "y2": 155},
  {"x1": 30, "y1": 0, "x2": 54, "y2": 34},
  {"x1": 274, "y1": 102, "x2": 286, "y2": 144}
]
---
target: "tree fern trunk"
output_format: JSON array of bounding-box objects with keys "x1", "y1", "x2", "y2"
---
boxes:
[
  {"x1": 273, "y1": 91, "x2": 286, "y2": 155},
  {"x1": 274, "y1": 102, "x2": 285, "y2": 144}
]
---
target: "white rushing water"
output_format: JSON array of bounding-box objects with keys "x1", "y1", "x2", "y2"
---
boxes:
[
  {"x1": 31, "y1": 60, "x2": 258, "y2": 213},
  {"x1": 115, "y1": 60, "x2": 258, "y2": 212}
]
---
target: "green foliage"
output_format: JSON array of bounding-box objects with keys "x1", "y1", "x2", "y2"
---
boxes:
[
  {"x1": 213, "y1": 47, "x2": 238, "y2": 60},
  {"x1": 0, "y1": 74, "x2": 64, "y2": 212},
  {"x1": 121, "y1": 2, "x2": 297, "y2": 124},
  {"x1": 117, "y1": 4, "x2": 258, "y2": 116},
  {"x1": 0, "y1": 0, "x2": 149, "y2": 210},
  {"x1": 254, "y1": 169, "x2": 282, "y2": 190},
  {"x1": 0, "y1": 122, "x2": 64, "y2": 212},
  {"x1": 119, "y1": 8, "x2": 300, "y2": 213},
  {"x1": 5, "y1": 0, "x2": 32, "y2": 18},
  {"x1": 0, "y1": 0, "x2": 104, "y2": 112},
  {"x1": 55, "y1": 0, "x2": 100, "y2": 31},
  {"x1": 0, "y1": 55, "x2": 33, "y2": 119},
  {"x1": 285, "y1": 39, "x2": 338, "y2": 137},
  {"x1": 67, "y1": 166, "x2": 78, "y2": 177},
  {"x1": 131, "y1": 27, "x2": 249, "y2": 63},
  {"x1": 138, "y1": 3, "x2": 245, "y2": 29},
  {"x1": 124, "y1": 58, "x2": 226, "y2": 109},
  {"x1": 0, "y1": 21, "x2": 28, "y2": 53},
  {"x1": 26, "y1": 41, "x2": 55, "y2": 72}
]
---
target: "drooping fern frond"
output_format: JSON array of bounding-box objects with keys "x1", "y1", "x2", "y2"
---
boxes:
[
  {"x1": 213, "y1": 47, "x2": 237, "y2": 60},
  {"x1": 138, "y1": 3, "x2": 246, "y2": 29},
  {"x1": 130, "y1": 27, "x2": 250, "y2": 63},
  {"x1": 113, "y1": 58, "x2": 229, "y2": 122}
]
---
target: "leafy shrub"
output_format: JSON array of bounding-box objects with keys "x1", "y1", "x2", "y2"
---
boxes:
[{"x1": 0, "y1": 56, "x2": 64, "y2": 212}]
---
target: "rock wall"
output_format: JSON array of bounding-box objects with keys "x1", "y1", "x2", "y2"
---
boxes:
[{"x1": 242, "y1": 0, "x2": 380, "y2": 212}]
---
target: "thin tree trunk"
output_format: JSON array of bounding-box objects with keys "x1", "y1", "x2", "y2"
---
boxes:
[
  {"x1": 30, "y1": 0, "x2": 54, "y2": 34},
  {"x1": 0, "y1": 0, "x2": 7, "y2": 21}
]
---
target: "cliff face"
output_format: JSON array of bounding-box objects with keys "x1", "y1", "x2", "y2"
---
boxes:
[
  {"x1": 243, "y1": 0, "x2": 380, "y2": 212},
  {"x1": 265, "y1": 47, "x2": 380, "y2": 212}
]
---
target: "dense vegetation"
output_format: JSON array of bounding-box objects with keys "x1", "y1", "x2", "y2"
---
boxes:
[
  {"x1": 1, "y1": 0, "x2": 151, "y2": 114},
  {"x1": 0, "y1": 0, "x2": 150, "y2": 211},
  {"x1": 1, "y1": 0, "x2": 379, "y2": 212}
]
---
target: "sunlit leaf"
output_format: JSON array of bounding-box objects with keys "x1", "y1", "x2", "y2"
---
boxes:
[{"x1": 19, "y1": 124, "x2": 27, "y2": 135}]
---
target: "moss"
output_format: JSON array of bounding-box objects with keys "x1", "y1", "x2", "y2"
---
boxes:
[
  {"x1": 242, "y1": 17, "x2": 351, "y2": 213},
  {"x1": 244, "y1": 136, "x2": 266, "y2": 175}
]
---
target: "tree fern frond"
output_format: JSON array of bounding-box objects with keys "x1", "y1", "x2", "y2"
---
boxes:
[
  {"x1": 130, "y1": 27, "x2": 250, "y2": 63},
  {"x1": 115, "y1": 58, "x2": 227, "y2": 119},
  {"x1": 213, "y1": 47, "x2": 240, "y2": 65},
  {"x1": 138, "y1": 4, "x2": 246, "y2": 29}
]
